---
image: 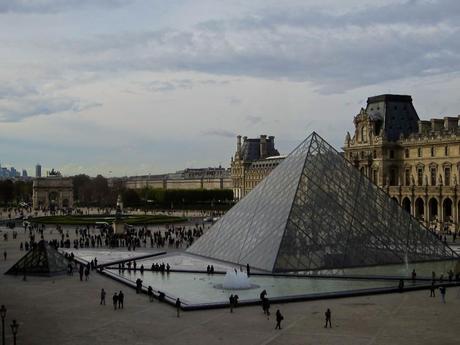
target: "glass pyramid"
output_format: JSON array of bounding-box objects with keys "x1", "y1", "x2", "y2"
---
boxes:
[
  {"x1": 6, "y1": 240, "x2": 69, "y2": 276},
  {"x1": 188, "y1": 132, "x2": 457, "y2": 272}
]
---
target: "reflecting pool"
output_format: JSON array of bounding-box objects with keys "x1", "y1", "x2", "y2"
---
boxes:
[{"x1": 106, "y1": 269, "x2": 407, "y2": 305}]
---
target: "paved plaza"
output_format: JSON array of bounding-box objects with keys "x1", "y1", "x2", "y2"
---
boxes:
[{"x1": 0, "y1": 226, "x2": 459, "y2": 345}]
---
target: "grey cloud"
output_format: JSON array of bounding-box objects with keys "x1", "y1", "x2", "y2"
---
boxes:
[
  {"x1": 144, "y1": 79, "x2": 193, "y2": 92},
  {"x1": 142, "y1": 79, "x2": 232, "y2": 92},
  {"x1": 201, "y1": 129, "x2": 236, "y2": 138},
  {"x1": 0, "y1": 83, "x2": 38, "y2": 99},
  {"x1": 0, "y1": 0, "x2": 131, "y2": 13},
  {"x1": 225, "y1": 0, "x2": 460, "y2": 30},
  {"x1": 0, "y1": 98, "x2": 101, "y2": 122},
  {"x1": 0, "y1": 81, "x2": 102, "y2": 122},
  {"x1": 28, "y1": 0, "x2": 460, "y2": 93},
  {"x1": 229, "y1": 97, "x2": 242, "y2": 105},
  {"x1": 246, "y1": 115, "x2": 263, "y2": 125}
]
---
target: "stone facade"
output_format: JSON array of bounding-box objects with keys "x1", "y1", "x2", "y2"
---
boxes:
[
  {"x1": 343, "y1": 94, "x2": 460, "y2": 232},
  {"x1": 115, "y1": 167, "x2": 232, "y2": 191},
  {"x1": 33, "y1": 177, "x2": 74, "y2": 210},
  {"x1": 231, "y1": 135, "x2": 284, "y2": 199}
]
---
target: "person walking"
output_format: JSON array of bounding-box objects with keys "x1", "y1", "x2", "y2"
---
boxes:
[
  {"x1": 429, "y1": 282, "x2": 436, "y2": 297},
  {"x1": 112, "y1": 292, "x2": 118, "y2": 310},
  {"x1": 439, "y1": 286, "x2": 446, "y2": 304},
  {"x1": 262, "y1": 297, "x2": 270, "y2": 319},
  {"x1": 135, "y1": 278, "x2": 143, "y2": 293},
  {"x1": 118, "y1": 291, "x2": 124, "y2": 309},
  {"x1": 79, "y1": 264, "x2": 84, "y2": 281},
  {"x1": 3, "y1": 250, "x2": 7, "y2": 260},
  {"x1": 275, "y1": 309, "x2": 284, "y2": 329},
  {"x1": 147, "y1": 286, "x2": 154, "y2": 302},
  {"x1": 233, "y1": 295, "x2": 239, "y2": 308},
  {"x1": 100, "y1": 289, "x2": 105, "y2": 305},
  {"x1": 84, "y1": 266, "x2": 90, "y2": 281},
  {"x1": 228, "y1": 295, "x2": 235, "y2": 313},
  {"x1": 398, "y1": 279, "x2": 404, "y2": 292},
  {"x1": 229, "y1": 294, "x2": 234, "y2": 313},
  {"x1": 100, "y1": 288, "x2": 106, "y2": 305},
  {"x1": 259, "y1": 289, "x2": 267, "y2": 301},
  {"x1": 175, "y1": 298, "x2": 181, "y2": 318},
  {"x1": 324, "y1": 308, "x2": 332, "y2": 328}
]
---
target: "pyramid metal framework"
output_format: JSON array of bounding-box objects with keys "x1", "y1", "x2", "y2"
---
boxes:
[
  {"x1": 6, "y1": 241, "x2": 69, "y2": 276},
  {"x1": 188, "y1": 132, "x2": 457, "y2": 272}
]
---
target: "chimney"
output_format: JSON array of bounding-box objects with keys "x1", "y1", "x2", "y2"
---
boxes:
[
  {"x1": 237, "y1": 135, "x2": 242, "y2": 152},
  {"x1": 431, "y1": 118, "x2": 443, "y2": 132},
  {"x1": 444, "y1": 117, "x2": 457, "y2": 130},
  {"x1": 260, "y1": 135, "x2": 268, "y2": 159},
  {"x1": 418, "y1": 120, "x2": 430, "y2": 134}
]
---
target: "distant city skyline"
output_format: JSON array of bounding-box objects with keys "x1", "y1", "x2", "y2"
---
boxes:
[
  {"x1": 1, "y1": 0, "x2": 460, "y2": 176},
  {"x1": 0, "y1": 163, "x2": 29, "y2": 179}
]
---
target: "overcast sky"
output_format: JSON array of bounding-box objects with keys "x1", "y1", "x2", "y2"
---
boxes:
[{"x1": 1, "y1": 0, "x2": 459, "y2": 177}]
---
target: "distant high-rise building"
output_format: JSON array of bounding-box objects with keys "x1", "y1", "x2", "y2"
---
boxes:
[
  {"x1": 22, "y1": 169, "x2": 28, "y2": 177},
  {"x1": 35, "y1": 164, "x2": 42, "y2": 178}
]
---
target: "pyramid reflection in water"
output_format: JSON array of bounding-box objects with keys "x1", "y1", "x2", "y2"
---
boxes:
[{"x1": 188, "y1": 132, "x2": 457, "y2": 272}]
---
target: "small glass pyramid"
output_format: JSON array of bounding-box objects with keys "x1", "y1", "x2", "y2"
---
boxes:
[
  {"x1": 188, "y1": 132, "x2": 457, "y2": 272},
  {"x1": 6, "y1": 240, "x2": 69, "y2": 276}
]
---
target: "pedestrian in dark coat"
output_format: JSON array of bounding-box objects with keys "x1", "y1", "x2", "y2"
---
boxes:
[
  {"x1": 176, "y1": 298, "x2": 181, "y2": 317},
  {"x1": 262, "y1": 297, "x2": 270, "y2": 319},
  {"x1": 324, "y1": 308, "x2": 332, "y2": 328},
  {"x1": 275, "y1": 309, "x2": 283, "y2": 329},
  {"x1": 147, "y1": 286, "x2": 154, "y2": 302},
  {"x1": 100, "y1": 288, "x2": 106, "y2": 305},
  {"x1": 229, "y1": 295, "x2": 234, "y2": 313},
  {"x1": 113, "y1": 293, "x2": 118, "y2": 310},
  {"x1": 118, "y1": 291, "x2": 124, "y2": 309}
]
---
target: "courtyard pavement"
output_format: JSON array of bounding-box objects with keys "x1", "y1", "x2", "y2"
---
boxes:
[{"x1": 0, "y1": 227, "x2": 459, "y2": 345}]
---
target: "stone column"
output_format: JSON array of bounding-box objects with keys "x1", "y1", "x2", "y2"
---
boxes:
[
  {"x1": 411, "y1": 195, "x2": 415, "y2": 217},
  {"x1": 452, "y1": 196, "x2": 457, "y2": 232},
  {"x1": 424, "y1": 196, "x2": 429, "y2": 228},
  {"x1": 438, "y1": 196, "x2": 443, "y2": 230}
]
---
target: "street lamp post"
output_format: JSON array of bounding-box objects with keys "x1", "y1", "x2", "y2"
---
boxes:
[
  {"x1": 10, "y1": 320, "x2": 18, "y2": 345},
  {"x1": 0, "y1": 305, "x2": 6, "y2": 345}
]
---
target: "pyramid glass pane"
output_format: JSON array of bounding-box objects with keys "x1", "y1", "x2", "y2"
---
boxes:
[{"x1": 188, "y1": 132, "x2": 457, "y2": 272}]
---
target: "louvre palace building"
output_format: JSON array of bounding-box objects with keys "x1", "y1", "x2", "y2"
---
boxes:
[
  {"x1": 231, "y1": 94, "x2": 460, "y2": 233},
  {"x1": 230, "y1": 135, "x2": 284, "y2": 200}
]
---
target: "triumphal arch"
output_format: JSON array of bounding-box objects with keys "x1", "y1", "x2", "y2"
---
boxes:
[{"x1": 33, "y1": 176, "x2": 74, "y2": 210}]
